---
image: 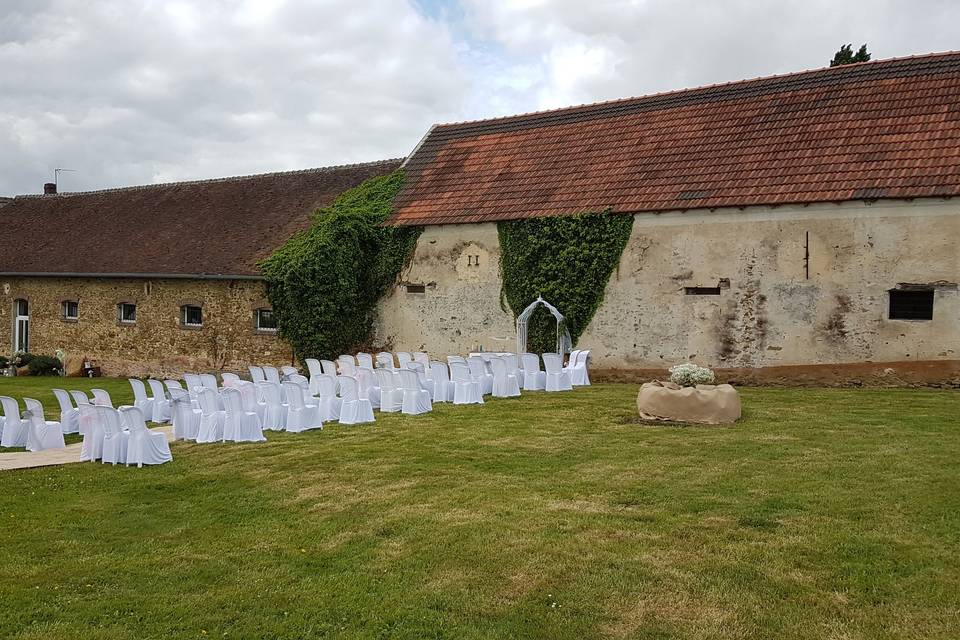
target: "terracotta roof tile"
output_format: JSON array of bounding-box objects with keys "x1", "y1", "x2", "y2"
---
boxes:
[
  {"x1": 390, "y1": 52, "x2": 960, "y2": 226},
  {"x1": 0, "y1": 160, "x2": 401, "y2": 277}
]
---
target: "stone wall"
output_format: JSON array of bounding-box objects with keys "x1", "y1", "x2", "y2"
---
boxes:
[
  {"x1": 0, "y1": 277, "x2": 291, "y2": 377},
  {"x1": 374, "y1": 198, "x2": 959, "y2": 373}
]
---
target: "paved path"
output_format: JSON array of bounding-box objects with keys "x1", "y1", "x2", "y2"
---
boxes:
[{"x1": 0, "y1": 426, "x2": 174, "y2": 471}]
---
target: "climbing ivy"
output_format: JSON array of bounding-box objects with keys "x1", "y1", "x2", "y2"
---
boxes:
[
  {"x1": 498, "y1": 211, "x2": 634, "y2": 354},
  {"x1": 259, "y1": 170, "x2": 421, "y2": 362}
]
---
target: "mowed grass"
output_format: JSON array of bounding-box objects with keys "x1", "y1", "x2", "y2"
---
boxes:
[{"x1": 0, "y1": 379, "x2": 958, "y2": 639}]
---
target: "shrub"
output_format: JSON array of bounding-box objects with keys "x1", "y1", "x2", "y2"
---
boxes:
[
  {"x1": 0, "y1": 355, "x2": 7, "y2": 369},
  {"x1": 27, "y1": 355, "x2": 63, "y2": 376},
  {"x1": 668, "y1": 363, "x2": 715, "y2": 387},
  {"x1": 11, "y1": 351, "x2": 34, "y2": 369}
]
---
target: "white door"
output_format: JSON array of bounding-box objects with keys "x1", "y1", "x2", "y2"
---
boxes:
[{"x1": 13, "y1": 299, "x2": 28, "y2": 352}]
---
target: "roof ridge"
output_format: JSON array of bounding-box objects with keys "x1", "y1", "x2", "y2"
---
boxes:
[
  {"x1": 431, "y1": 50, "x2": 960, "y2": 130},
  {"x1": 13, "y1": 158, "x2": 403, "y2": 199}
]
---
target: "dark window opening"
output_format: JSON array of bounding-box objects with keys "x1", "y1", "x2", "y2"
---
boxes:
[
  {"x1": 255, "y1": 308, "x2": 277, "y2": 331},
  {"x1": 62, "y1": 300, "x2": 79, "y2": 320},
  {"x1": 118, "y1": 303, "x2": 137, "y2": 324},
  {"x1": 685, "y1": 287, "x2": 722, "y2": 296},
  {"x1": 181, "y1": 305, "x2": 203, "y2": 327},
  {"x1": 889, "y1": 289, "x2": 933, "y2": 320},
  {"x1": 406, "y1": 284, "x2": 426, "y2": 294}
]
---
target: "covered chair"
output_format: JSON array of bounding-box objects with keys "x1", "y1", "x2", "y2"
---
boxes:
[
  {"x1": 280, "y1": 365, "x2": 299, "y2": 379},
  {"x1": 312, "y1": 375, "x2": 341, "y2": 421},
  {"x1": 256, "y1": 381, "x2": 287, "y2": 430},
  {"x1": 467, "y1": 357, "x2": 494, "y2": 395},
  {"x1": 98, "y1": 405, "x2": 129, "y2": 465},
  {"x1": 375, "y1": 369, "x2": 403, "y2": 413},
  {"x1": 338, "y1": 376, "x2": 374, "y2": 425},
  {"x1": 375, "y1": 352, "x2": 395, "y2": 370},
  {"x1": 490, "y1": 358, "x2": 521, "y2": 398},
  {"x1": 449, "y1": 362, "x2": 483, "y2": 405},
  {"x1": 91, "y1": 388, "x2": 114, "y2": 407},
  {"x1": 183, "y1": 373, "x2": 204, "y2": 393},
  {"x1": 262, "y1": 366, "x2": 282, "y2": 385},
  {"x1": 221, "y1": 372, "x2": 241, "y2": 385},
  {"x1": 355, "y1": 367, "x2": 380, "y2": 409},
  {"x1": 288, "y1": 373, "x2": 310, "y2": 393},
  {"x1": 282, "y1": 382, "x2": 323, "y2": 433},
  {"x1": 320, "y1": 359, "x2": 338, "y2": 377},
  {"x1": 78, "y1": 404, "x2": 104, "y2": 461},
  {"x1": 521, "y1": 353, "x2": 546, "y2": 391},
  {"x1": 399, "y1": 369, "x2": 432, "y2": 415},
  {"x1": 356, "y1": 352, "x2": 374, "y2": 370},
  {"x1": 128, "y1": 378, "x2": 155, "y2": 422},
  {"x1": 569, "y1": 350, "x2": 591, "y2": 386},
  {"x1": 120, "y1": 406, "x2": 172, "y2": 467},
  {"x1": 503, "y1": 353, "x2": 523, "y2": 383},
  {"x1": 248, "y1": 366, "x2": 266, "y2": 384},
  {"x1": 70, "y1": 390, "x2": 91, "y2": 407},
  {"x1": 200, "y1": 373, "x2": 220, "y2": 393},
  {"x1": 542, "y1": 353, "x2": 573, "y2": 392},
  {"x1": 24, "y1": 399, "x2": 65, "y2": 451},
  {"x1": 430, "y1": 361, "x2": 455, "y2": 403},
  {"x1": 233, "y1": 381, "x2": 265, "y2": 423},
  {"x1": 170, "y1": 389, "x2": 201, "y2": 441},
  {"x1": 396, "y1": 352, "x2": 413, "y2": 369},
  {"x1": 305, "y1": 358, "x2": 323, "y2": 379},
  {"x1": 52, "y1": 388, "x2": 80, "y2": 434},
  {"x1": 337, "y1": 356, "x2": 357, "y2": 376},
  {"x1": 221, "y1": 388, "x2": 267, "y2": 442},
  {"x1": 413, "y1": 352, "x2": 430, "y2": 371},
  {"x1": 147, "y1": 379, "x2": 172, "y2": 422},
  {"x1": 196, "y1": 388, "x2": 225, "y2": 443}
]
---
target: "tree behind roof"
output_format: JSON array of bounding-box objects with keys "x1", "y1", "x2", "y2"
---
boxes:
[{"x1": 830, "y1": 44, "x2": 871, "y2": 67}]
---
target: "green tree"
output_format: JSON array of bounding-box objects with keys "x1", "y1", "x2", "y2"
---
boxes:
[{"x1": 830, "y1": 43, "x2": 871, "y2": 67}]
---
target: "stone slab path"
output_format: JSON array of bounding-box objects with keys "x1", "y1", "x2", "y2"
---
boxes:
[{"x1": 0, "y1": 426, "x2": 174, "y2": 471}]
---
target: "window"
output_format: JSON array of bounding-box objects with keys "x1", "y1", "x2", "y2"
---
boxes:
[
  {"x1": 181, "y1": 305, "x2": 203, "y2": 327},
  {"x1": 685, "y1": 286, "x2": 722, "y2": 296},
  {"x1": 62, "y1": 300, "x2": 79, "y2": 321},
  {"x1": 255, "y1": 308, "x2": 277, "y2": 332},
  {"x1": 13, "y1": 299, "x2": 29, "y2": 352},
  {"x1": 889, "y1": 289, "x2": 934, "y2": 320},
  {"x1": 406, "y1": 284, "x2": 426, "y2": 294},
  {"x1": 118, "y1": 302, "x2": 137, "y2": 324}
]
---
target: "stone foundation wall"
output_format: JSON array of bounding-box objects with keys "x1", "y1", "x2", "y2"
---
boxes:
[{"x1": 0, "y1": 277, "x2": 291, "y2": 377}]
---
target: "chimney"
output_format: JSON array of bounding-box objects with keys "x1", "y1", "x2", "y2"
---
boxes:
[{"x1": 43, "y1": 182, "x2": 57, "y2": 195}]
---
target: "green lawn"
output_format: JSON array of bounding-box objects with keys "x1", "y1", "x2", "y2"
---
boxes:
[{"x1": 0, "y1": 380, "x2": 958, "y2": 639}]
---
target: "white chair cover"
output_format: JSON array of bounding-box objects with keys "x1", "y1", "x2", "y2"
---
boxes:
[
  {"x1": 490, "y1": 357, "x2": 522, "y2": 398},
  {"x1": 170, "y1": 390, "x2": 201, "y2": 441},
  {"x1": 396, "y1": 352, "x2": 413, "y2": 369},
  {"x1": 282, "y1": 382, "x2": 323, "y2": 432},
  {"x1": 413, "y1": 352, "x2": 430, "y2": 372},
  {"x1": 147, "y1": 379, "x2": 172, "y2": 423},
  {"x1": 375, "y1": 369, "x2": 403, "y2": 413},
  {"x1": 542, "y1": 353, "x2": 573, "y2": 391},
  {"x1": 91, "y1": 388, "x2": 113, "y2": 407},
  {"x1": 449, "y1": 362, "x2": 483, "y2": 405},
  {"x1": 429, "y1": 362, "x2": 455, "y2": 403},
  {"x1": 375, "y1": 352, "x2": 395, "y2": 370},
  {"x1": 399, "y1": 369, "x2": 432, "y2": 415},
  {"x1": 256, "y1": 381, "x2": 287, "y2": 430},
  {"x1": 24, "y1": 399, "x2": 65, "y2": 451},
  {"x1": 467, "y1": 357, "x2": 494, "y2": 395},
  {"x1": 78, "y1": 404, "x2": 104, "y2": 461},
  {"x1": 221, "y1": 372, "x2": 241, "y2": 384},
  {"x1": 248, "y1": 366, "x2": 266, "y2": 384},
  {"x1": 70, "y1": 390, "x2": 91, "y2": 407},
  {"x1": 521, "y1": 353, "x2": 547, "y2": 391},
  {"x1": 200, "y1": 373, "x2": 220, "y2": 392},
  {"x1": 320, "y1": 359, "x2": 338, "y2": 377},
  {"x1": 98, "y1": 405, "x2": 129, "y2": 465},
  {"x1": 305, "y1": 358, "x2": 323, "y2": 379},
  {"x1": 233, "y1": 381, "x2": 265, "y2": 423},
  {"x1": 262, "y1": 366, "x2": 281, "y2": 385},
  {"x1": 288, "y1": 373, "x2": 310, "y2": 391},
  {"x1": 503, "y1": 353, "x2": 523, "y2": 383},
  {"x1": 280, "y1": 366, "x2": 299, "y2": 379},
  {"x1": 447, "y1": 355, "x2": 466, "y2": 365},
  {"x1": 356, "y1": 353, "x2": 374, "y2": 369},
  {"x1": 355, "y1": 367, "x2": 380, "y2": 409},
  {"x1": 196, "y1": 388, "x2": 225, "y2": 443},
  {"x1": 128, "y1": 378, "x2": 155, "y2": 423},
  {"x1": 120, "y1": 406, "x2": 172, "y2": 467},
  {"x1": 570, "y1": 350, "x2": 591, "y2": 386},
  {"x1": 52, "y1": 388, "x2": 80, "y2": 434},
  {"x1": 338, "y1": 376, "x2": 375, "y2": 425},
  {"x1": 337, "y1": 356, "x2": 357, "y2": 376},
  {"x1": 221, "y1": 388, "x2": 267, "y2": 442},
  {"x1": 312, "y1": 375, "x2": 341, "y2": 421},
  {"x1": 182, "y1": 374, "x2": 204, "y2": 400}
]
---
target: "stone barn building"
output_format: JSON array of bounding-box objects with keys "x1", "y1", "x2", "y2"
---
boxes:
[
  {"x1": 376, "y1": 53, "x2": 959, "y2": 382},
  {"x1": 0, "y1": 160, "x2": 399, "y2": 376}
]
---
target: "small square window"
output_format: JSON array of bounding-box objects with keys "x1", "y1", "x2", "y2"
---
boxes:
[
  {"x1": 62, "y1": 300, "x2": 78, "y2": 320},
  {"x1": 181, "y1": 305, "x2": 203, "y2": 327},
  {"x1": 685, "y1": 287, "x2": 722, "y2": 296},
  {"x1": 889, "y1": 289, "x2": 934, "y2": 320},
  {"x1": 118, "y1": 303, "x2": 137, "y2": 324},
  {"x1": 255, "y1": 308, "x2": 277, "y2": 331},
  {"x1": 406, "y1": 284, "x2": 426, "y2": 294}
]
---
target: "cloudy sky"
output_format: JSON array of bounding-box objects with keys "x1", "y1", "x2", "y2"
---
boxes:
[{"x1": 1, "y1": 0, "x2": 957, "y2": 195}]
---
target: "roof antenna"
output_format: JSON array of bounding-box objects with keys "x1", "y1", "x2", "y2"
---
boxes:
[{"x1": 54, "y1": 168, "x2": 77, "y2": 189}]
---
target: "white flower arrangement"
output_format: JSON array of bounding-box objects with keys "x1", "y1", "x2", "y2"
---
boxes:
[{"x1": 668, "y1": 363, "x2": 715, "y2": 387}]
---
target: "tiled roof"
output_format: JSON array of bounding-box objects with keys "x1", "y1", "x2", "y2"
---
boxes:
[
  {"x1": 0, "y1": 160, "x2": 401, "y2": 277},
  {"x1": 390, "y1": 52, "x2": 960, "y2": 226}
]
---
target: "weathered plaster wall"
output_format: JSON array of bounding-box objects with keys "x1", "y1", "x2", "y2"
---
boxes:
[
  {"x1": 0, "y1": 277, "x2": 290, "y2": 377},
  {"x1": 375, "y1": 199, "x2": 959, "y2": 369}
]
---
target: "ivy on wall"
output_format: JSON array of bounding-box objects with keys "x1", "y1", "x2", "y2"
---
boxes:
[
  {"x1": 498, "y1": 210, "x2": 634, "y2": 354},
  {"x1": 259, "y1": 170, "x2": 421, "y2": 362}
]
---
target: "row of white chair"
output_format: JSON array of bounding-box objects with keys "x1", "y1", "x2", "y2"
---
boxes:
[
  {"x1": 0, "y1": 395, "x2": 65, "y2": 451},
  {"x1": 78, "y1": 404, "x2": 172, "y2": 466}
]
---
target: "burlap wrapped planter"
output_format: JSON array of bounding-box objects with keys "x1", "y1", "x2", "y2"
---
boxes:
[{"x1": 636, "y1": 381, "x2": 741, "y2": 425}]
